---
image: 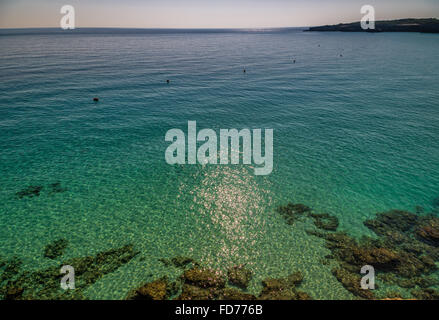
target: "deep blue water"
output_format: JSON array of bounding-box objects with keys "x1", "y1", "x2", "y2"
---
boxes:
[{"x1": 0, "y1": 28, "x2": 438, "y2": 299}]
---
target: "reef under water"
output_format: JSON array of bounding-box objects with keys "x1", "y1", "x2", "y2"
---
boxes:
[
  {"x1": 43, "y1": 239, "x2": 69, "y2": 259},
  {"x1": 120, "y1": 203, "x2": 439, "y2": 301},
  {"x1": 48, "y1": 182, "x2": 68, "y2": 195},
  {"x1": 1, "y1": 202, "x2": 438, "y2": 300},
  {"x1": 15, "y1": 182, "x2": 68, "y2": 200},
  {"x1": 297, "y1": 206, "x2": 439, "y2": 300},
  {"x1": 15, "y1": 186, "x2": 43, "y2": 199},
  {"x1": 0, "y1": 244, "x2": 139, "y2": 300},
  {"x1": 127, "y1": 260, "x2": 311, "y2": 300}
]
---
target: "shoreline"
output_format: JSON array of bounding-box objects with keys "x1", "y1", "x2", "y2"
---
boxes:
[{"x1": 307, "y1": 18, "x2": 439, "y2": 33}]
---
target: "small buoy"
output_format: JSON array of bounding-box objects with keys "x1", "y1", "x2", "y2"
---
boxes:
[
  {"x1": 166, "y1": 79, "x2": 170, "y2": 84},
  {"x1": 93, "y1": 97, "x2": 99, "y2": 102},
  {"x1": 243, "y1": 69, "x2": 246, "y2": 73}
]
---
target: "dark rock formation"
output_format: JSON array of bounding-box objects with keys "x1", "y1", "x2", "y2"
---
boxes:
[
  {"x1": 279, "y1": 201, "x2": 439, "y2": 299},
  {"x1": 0, "y1": 256, "x2": 22, "y2": 285},
  {"x1": 332, "y1": 268, "x2": 374, "y2": 299},
  {"x1": 16, "y1": 186, "x2": 43, "y2": 199},
  {"x1": 304, "y1": 208, "x2": 439, "y2": 299},
  {"x1": 48, "y1": 182, "x2": 67, "y2": 195},
  {"x1": 154, "y1": 259, "x2": 313, "y2": 300},
  {"x1": 4, "y1": 286, "x2": 24, "y2": 300},
  {"x1": 227, "y1": 265, "x2": 252, "y2": 289},
  {"x1": 411, "y1": 288, "x2": 439, "y2": 300},
  {"x1": 182, "y1": 267, "x2": 226, "y2": 289},
  {"x1": 397, "y1": 276, "x2": 437, "y2": 289},
  {"x1": 220, "y1": 288, "x2": 256, "y2": 300},
  {"x1": 44, "y1": 239, "x2": 69, "y2": 259},
  {"x1": 364, "y1": 210, "x2": 419, "y2": 236},
  {"x1": 415, "y1": 206, "x2": 424, "y2": 214},
  {"x1": 177, "y1": 284, "x2": 219, "y2": 300},
  {"x1": 310, "y1": 213, "x2": 339, "y2": 231},
  {"x1": 416, "y1": 217, "x2": 439, "y2": 247},
  {"x1": 126, "y1": 276, "x2": 178, "y2": 300},
  {"x1": 323, "y1": 230, "x2": 436, "y2": 277},
  {"x1": 277, "y1": 203, "x2": 311, "y2": 225},
  {"x1": 258, "y1": 272, "x2": 311, "y2": 300},
  {"x1": 0, "y1": 244, "x2": 139, "y2": 300}
]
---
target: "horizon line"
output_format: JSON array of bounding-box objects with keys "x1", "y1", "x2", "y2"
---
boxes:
[
  {"x1": 0, "y1": 26, "x2": 307, "y2": 30},
  {"x1": 1, "y1": 17, "x2": 437, "y2": 31}
]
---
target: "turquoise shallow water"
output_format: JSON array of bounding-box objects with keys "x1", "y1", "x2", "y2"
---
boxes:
[{"x1": 0, "y1": 28, "x2": 439, "y2": 299}]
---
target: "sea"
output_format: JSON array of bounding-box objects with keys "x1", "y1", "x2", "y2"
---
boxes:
[{"x1": 0, "y1": 28, "x2": 438, "y2": 299}]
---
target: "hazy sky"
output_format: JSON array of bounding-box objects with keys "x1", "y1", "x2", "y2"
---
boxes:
[{"x1": 1, "y1": 0, "x2": 438, "y2": 29}]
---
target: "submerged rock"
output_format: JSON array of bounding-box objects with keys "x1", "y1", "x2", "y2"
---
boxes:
[
  {"x1": 323, "y1": 230, "x2": 436, "y2": 277},
  {"x1": 261, "y1": 272, "x2": 303, "y2": 290},
  {"x1": 0, "y1": 244, "x2": 139, "y2": 300},
  {"x1": 177, "y1": 284, "x2": 220, "y2": 300},
  {"x1": 411, "y1": 288, "x2": 439, "y2": 300},
  {"x1": 176, "y1": 277, "x2": 257, "y2": 301},
  {"x1": 127, "y1": 276, "x2": 174, "y2": 300},
  {"x1": 397, "y1": 276, "x2": 438, "y2": 289},
  {"x1": 227, "y1": 265, "x2": 252, "y2": 289},
  {"x1": 44, "y1": 239, "x2": 69, "y2": 259},
  {"x1": 353, "y1": 247, "x2": 400, "y2": 271},
  {"x1": 277, "y1": 203, "x2": 311, "y2": 225},
  {"x1": 310, "y1": 213, "x2": 339, "y2": 231},
  {"x1": 128, "y1": 261, "x2": 311, "y2": 301},
  {"x1": 158, "y1": 258, "x2": 171, "y2": 267},
  {"x1": 382, "y1": 291, "x2": 408, "y2": 300},
  {"x1": 416, "y1": 217, "x2": 439, "y2": 247},
  {"x1": 174, "y1": 264, "x2": 260, "y2": 300},
  {"x1": 173, "y1": 263, "x2": 296, "y2": 300},
  {"x1": 332, "y1": 268, "x2": 374, "y2": 299},
  {"x1": 172, "y1": 256, "x2": 197, "y2": 268},
  {"x1": 415, "y1": 206, "x2": 425, "y2": 214},
  {"x1": 219, "y1": 288, "x2": 256, "y2": 300},
  {"x1": 182, "y1": 267, "x2": 226, "y2": 289},
  {"x1": 48, "y1": 182, "x2": 67, "y2": 195},
  {"x1": 306, "y1": 207, "x2": 439, "y2": 299},
  {"x1": 16, "y1": 186, "x2": 43, "y2": 199},
  {"x1": 258, "y1": 272, "x2": 310, "y2": 300},
  {"x1": 4, "y1": 286, "x2": 24, "y2": 300},
  {"x1": 0, "y1": 256, "x2": 22, "y2": 285},
  {"x1": 364, "y1": 210, "x2": 419, "y2": 236}
]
